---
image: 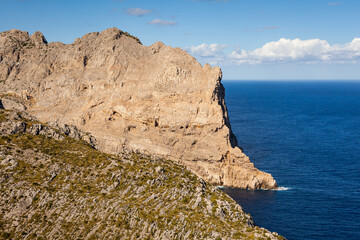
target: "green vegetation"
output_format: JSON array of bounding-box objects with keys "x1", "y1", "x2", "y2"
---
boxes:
[
  {"x1": 123, "y1": 31, "x2": 142, "y2": 45},
  {"x1": 0, "y1": 110, "x2": 284, "y2": 239}
]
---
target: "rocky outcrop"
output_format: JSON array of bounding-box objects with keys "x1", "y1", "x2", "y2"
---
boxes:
[
  {"x1": 0, "y1": 28, "x2": 277, "y2": 189},
  {"x1": 0, "y1": 105, "x2": 97, "y2": 147},
  {"x1": 0, "y1": 109, "x2": 284, "y2": 239}
]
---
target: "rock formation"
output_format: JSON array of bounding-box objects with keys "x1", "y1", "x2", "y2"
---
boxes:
[{"x1": 0, "y1": 28, "x2": 277, "y2": 189}]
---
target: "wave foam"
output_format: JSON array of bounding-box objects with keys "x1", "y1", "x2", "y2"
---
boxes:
[{"x1": 274, "y1": 186, "x2": 291, "y2": 191}]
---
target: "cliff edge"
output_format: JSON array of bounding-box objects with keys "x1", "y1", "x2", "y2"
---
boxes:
[{"x1": 0, "y1": 28, "x2": 277, "y2": 189}]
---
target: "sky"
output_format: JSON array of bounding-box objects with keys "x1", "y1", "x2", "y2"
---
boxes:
[{"x1": 1, "y1": 0, "x2": 359, "y2": 80}]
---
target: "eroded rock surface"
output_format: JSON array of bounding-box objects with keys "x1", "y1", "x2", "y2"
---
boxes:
[{"x1": 0, "y1": 28, "x2": 277, "y2": 189}]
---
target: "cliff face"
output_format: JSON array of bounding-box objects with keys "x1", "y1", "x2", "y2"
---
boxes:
[{"x1": 0, "y1": 28, "x2": 277, "y2": 189}]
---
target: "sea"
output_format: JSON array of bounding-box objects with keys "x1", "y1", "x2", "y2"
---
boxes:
[{"x1": 221, "y1": 80, "x2": 360, "y2": 240}]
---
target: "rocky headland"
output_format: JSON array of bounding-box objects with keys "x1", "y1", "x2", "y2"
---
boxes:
[{"x1": 0, "y1": 28, "x2": 276, "y2": 189}]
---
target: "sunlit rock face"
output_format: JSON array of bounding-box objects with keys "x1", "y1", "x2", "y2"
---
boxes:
[{"x1": 0, "y1": 28, "x2": 277, "y2": 189}]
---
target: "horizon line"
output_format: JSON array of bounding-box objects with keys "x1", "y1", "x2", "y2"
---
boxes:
[{"x1": 222, "y1": 79, "x2": 360, "y2": 81}]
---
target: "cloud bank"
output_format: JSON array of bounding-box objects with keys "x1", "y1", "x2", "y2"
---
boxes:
[
  {"x1": 186, "y1": 43, "x2": 227, "y2": 57},
  {"x1": 186, "y1": 37, "x2": 360, "y2": 65},
  {"x1": 186, "y1": 44, "x2": 228, "y2": 66},
  {"x1": 230, "y1": 38, "x2": 360, "y2": 64}
]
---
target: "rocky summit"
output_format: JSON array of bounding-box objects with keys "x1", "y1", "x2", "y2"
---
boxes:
[{"x1": 0, "y1": 28, "x2": 276, "y2": 189}]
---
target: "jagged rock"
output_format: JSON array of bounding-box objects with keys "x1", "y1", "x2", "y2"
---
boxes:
[
  {"x1": 0, "y1": 110, "x2": 98, "y2": 146},
  {"x1": 49, "y1": 122, "x2": 97, "y2": 148},
  {"x1": 0, "y1": 28, "x2": 276, "y2": 189},
  {"x1": 0, "y1": 118, "x2": 26, "y2": 135},
  {"x1": 26, "y1": 124, "x2": 65, "y2": 141}
]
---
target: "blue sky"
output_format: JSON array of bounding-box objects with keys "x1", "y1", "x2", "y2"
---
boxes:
[{"x1": 1, "y1": 0, "x2": 359, "y2": 80}]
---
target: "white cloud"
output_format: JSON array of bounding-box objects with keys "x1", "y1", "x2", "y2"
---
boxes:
[
  {"x1": 148, "y1": 19, "x2": 177, "y2": 26},
  {"x1": 125, "y1": 8, "x2": 152, "y2": 16},
  {"x1": 185, "y1": 43, "x2": 227, "y2": 66},
  {"x1": 230, "y1": 38, "x2": 360, "y2": 64},
  {"x1": 186, "y1": 43, "x2": 227, "y2": 57}
]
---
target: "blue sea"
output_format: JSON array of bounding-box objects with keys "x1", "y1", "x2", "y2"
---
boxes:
[{"x1": 221, "y1": 80, "x2": 360, "y2": 240}]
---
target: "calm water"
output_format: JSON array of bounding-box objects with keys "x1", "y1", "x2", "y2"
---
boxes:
[{"x1": 221, "y1": 80, "x2": 360, "y2": 240}]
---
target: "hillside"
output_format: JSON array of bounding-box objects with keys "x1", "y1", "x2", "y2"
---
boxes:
[{"x1": 0, "y1": 109, "x2": 283, "y2": 239}]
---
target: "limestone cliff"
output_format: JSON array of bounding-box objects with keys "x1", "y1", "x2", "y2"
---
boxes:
[{"x1": 0, "y1": 28, "x2": 277, "y2": 189}]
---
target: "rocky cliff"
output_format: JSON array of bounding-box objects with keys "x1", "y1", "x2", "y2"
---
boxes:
[
  {"x1": 0, "y1": 28, "x2": 277, "y2": 189},
  {"x1": 0, "y1": 109, "x2": 284, "y2": 239}
]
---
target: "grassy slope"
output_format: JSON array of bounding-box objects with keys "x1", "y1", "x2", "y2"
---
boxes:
[{"x1": 0, "y1": 110, "x2": 284, "y2": 240}]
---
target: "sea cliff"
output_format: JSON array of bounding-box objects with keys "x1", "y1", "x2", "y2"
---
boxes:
[{"x1": 0, "y1": 28, "x2": 276, "y2": 189}]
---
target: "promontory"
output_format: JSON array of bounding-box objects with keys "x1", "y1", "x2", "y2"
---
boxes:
[{"x1": 0, "y1": 27, "x2": 277, "y2": 190}]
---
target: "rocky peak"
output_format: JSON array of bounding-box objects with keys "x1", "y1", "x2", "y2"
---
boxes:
[
  {"x1": 99, "y1": 27, "x2": 123, "y2": 40},
  {"x1": 30, "y1": 31, "x2": 48, "y2": 45}
]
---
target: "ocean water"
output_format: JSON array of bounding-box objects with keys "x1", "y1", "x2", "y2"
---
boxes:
[{"x1": 221, "y1": 80, "x2": 360, "y2": 240}]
